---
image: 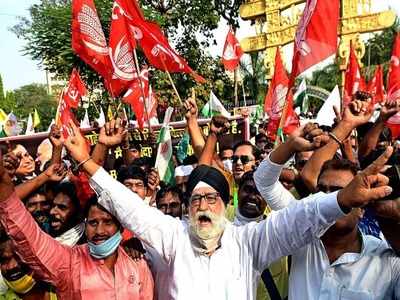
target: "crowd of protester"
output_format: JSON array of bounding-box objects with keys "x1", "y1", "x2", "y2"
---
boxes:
[{"x1": 0, "y1": 92, "x2": 399, "y2": 300}]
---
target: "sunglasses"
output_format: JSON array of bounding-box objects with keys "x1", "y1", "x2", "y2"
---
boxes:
[{"x1": 232, "y1": 155, "x2": 254, "y2": 165}]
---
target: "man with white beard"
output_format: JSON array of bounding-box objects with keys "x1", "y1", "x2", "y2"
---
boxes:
[{"x1": 63, "y1": 119, "x2": 394, "y2": 300}]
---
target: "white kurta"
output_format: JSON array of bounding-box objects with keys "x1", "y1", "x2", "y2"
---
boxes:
[
  {"x1": 254, "y1": 156, "x2": 400, "y2": 300},
  {"x1": 90, "y1": 167, "x2": 345, "y2": 300}
]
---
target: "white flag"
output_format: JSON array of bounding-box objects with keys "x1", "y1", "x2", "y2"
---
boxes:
[
  {"x1": 25, "y1": 114, "x2": 35, "y2": 135},
  {"x1": 316, "y1": 86, "x2": 341, "y2": 127},
  {"x1": 80, "y1": 109, "x2": 91, "y2": 129},
  {"x1": 201, "y1": 91, "x2": 230, "y2": 118},
  {"x1": 96, "y1": 107, "x2": 106, "y2": 127}
]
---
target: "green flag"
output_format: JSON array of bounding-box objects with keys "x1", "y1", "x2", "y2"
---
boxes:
[
  {"x1": 294, "y1": 79, "x2": 309, "y2": 114},
  {"x1": 201, "y1": 91, "x2": 230, "y2": 118}
]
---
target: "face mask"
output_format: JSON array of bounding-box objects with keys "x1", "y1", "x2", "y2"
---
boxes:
[
  {"x1": 88, "y1": 231, "x2": 122, "y2": 259},
  {"x1": 223, "y1": 159, "x2": 233, "y2": 172},
  {"x1": 4, "y1": 274, "x2": 36, "y2": 294}
]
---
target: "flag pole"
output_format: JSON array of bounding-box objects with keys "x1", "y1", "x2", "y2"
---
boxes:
[
  {"x1": 132, "y1": 48, "x2": 152, "y2": 133},
  {"x1": 241, "y1": 80, "x2": 247, "y2": 107},
  {"x1": 161, "y1": 59, "x2": 183, "y2": 105}
]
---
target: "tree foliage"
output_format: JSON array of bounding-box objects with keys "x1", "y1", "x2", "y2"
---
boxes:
[
  {"x1": 0, "y1": 74, "x2": 4, "y2": 104},
  {"x1": 11, "y1": 0, "x2": 241, "y2": 120},
  {"x1": 11, "y1": 84, "x2": 57, "y2": 132}
]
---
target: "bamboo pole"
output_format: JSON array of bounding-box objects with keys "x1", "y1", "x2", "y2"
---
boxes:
[{"x1": 161, "y1": 59, "x2": 183, "y2": 105}]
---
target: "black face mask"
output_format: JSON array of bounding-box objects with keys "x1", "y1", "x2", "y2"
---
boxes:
[{"x1": 2, "y1": 263, "x2": 31, "y2": 282}]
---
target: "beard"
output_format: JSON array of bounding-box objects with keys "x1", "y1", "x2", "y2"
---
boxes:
[{"x1": 189, "y1": 208, "x2": 227, "y2": 253}]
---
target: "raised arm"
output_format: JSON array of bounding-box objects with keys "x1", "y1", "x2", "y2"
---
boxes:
[
  {"x1": 255, "y1": 123, "x2": 329, "y2": 210},
  {"x1": 198, "y1": 116, "x2": 230, "y2": 166},
  {"x1": 358, "y1": 100, "x2": 400, "y2": 158},
  {"x1": 0, "y1": 152, "x2": 71, "y2": 285},
  {"x1": 64, "y1": 120, "x2": 182, "y2": 264},
  {"x1": 49, "y1": 125, "x2": 63, "y2": 165},
  {"x1": 301, "y1": 101, "x2": 373, "y2": 192},
  {"x1": 91, "y1": 119, "x2": 127, "y2": 166},
  {"x1": 249, "y1": 147, "x2": 394, "y2": 271},
  {"x1": 184, "y1": 98, "x2": 205, "y2": 158},
  {"x1": 16, "y1": 163, "x2": 66, "y2": 199}
]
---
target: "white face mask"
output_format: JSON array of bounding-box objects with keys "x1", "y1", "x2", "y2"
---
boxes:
[{"x1": 222, "y1": 159, "x2": 233, "y2": 173}]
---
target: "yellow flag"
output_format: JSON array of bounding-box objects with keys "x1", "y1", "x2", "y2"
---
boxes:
[
  {"x1": 0, "y1": 109, "x2": 7, "y2": 123},
  {"x1": 107, "y1": 105, "x2": 113, "y2": 121},
  {"x1": 33, "y1": 109, "x2": 41, "y2": 128}
]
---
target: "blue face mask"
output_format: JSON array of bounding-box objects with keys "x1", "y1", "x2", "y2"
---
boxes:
[{"x1": 87, "y1": 231, "x2": 122, "y2": 259}]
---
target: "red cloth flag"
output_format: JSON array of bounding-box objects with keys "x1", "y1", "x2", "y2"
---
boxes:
[
  {"x1": 122, "y1": 67, "x2": 149, "y2": 129},
  {"x1": 63, "y1": 69, "x2": 87, "y2": 109},
  {"x1": 264, "y1": 49, "x2": 299, "y2": 140},
  {"x1": 290, "y1": 0, "x2": 340, "y2": 82},
  {"x1": 367, "y1": 65, "x2": 386, "y2": 104},
  {"x1": 56, "y1": 96, "x2": 77, "y2": 139},
  {"x1": 107, "y1": 0, "x2": 139, "y2": 96},
  {"x1": 72, "y1": 0, "x2": 111, "y2": 80},
  {"x1": 344, "y1": 44, "x2": 367, "y2": 106},
  {"x1": 117, "y1": 0, "x2": 205, "y2": 83},
  {"x1": 222, "y1": 28, "x2": 244, "y2": 71},
  {"x1": 386, "y1": 33, "x2": 400, "y2": 138}
]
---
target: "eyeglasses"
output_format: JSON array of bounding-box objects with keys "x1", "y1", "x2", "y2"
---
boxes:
[
  {"x1": 232, "y1": 155, "x2": 254, "y2": 165},
  {"x1": 189, "y1": 192, "x2": 220, "y2": 207},
  {"x1": 317, "y1": 184, "x2": 343, "y2": 193}
]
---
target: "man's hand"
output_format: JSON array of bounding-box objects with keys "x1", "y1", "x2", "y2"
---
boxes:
[
  {"x1": 184, "y1": 98, "x2": 198, "y2": 120},
  {"x1": 370, "y1": 199, "x2": 400, "y2": 221},
  {"x1": 379, "y1": 100, "x2": 400, "y2": 123},
  {"x1": 44, "y1": 163, "x2": 67, "y2": 182},
  {"x1": 123, "y1": 237, "x2": 146, "y2": 262},
  {"x1": 98, "y1": 118, "x2": 127, "y2": 148},
  {"x1": 64, "y1": 121, "x2": 91, "y2": 163},
  {"x1": 2, "y1": 152, "x2": 20, "y2": 177},
  {"x1": 147, "y1": 168, "x2": 160, "y2": 193},
  {"x1": 49, "y1": 125, "x2": 63, "y2": 148},
  {"x1": 338, "y1": 147, "x2": 393, "y2": 211},
  {"x1": 341, "y1": 100, "x2": 374, "y2": 128},
  {"x1": 210, "y1": 115, "x2": 230, "y2": 136},
  {"x1": 0, "y1": 151, "x2": 15, "y2": 202},
  {"x1": 287, "y1": 123, "x2": 329, "y2": 152}
]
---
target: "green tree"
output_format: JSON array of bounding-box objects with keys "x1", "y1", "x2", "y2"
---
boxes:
[
  {"x1": 11, "y1": 0, "x2": 238, "y2": 117},
  {"x1": 12, "y1": 84, "x2": 57, "y2": 132},
  {"x1": 0, "y1": 74, "x2": 4, "y2": 104}
]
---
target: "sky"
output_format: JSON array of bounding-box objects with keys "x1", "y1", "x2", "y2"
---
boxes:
[{"x1": 1, "y1": 1, "x2": 400, "y2": 91}]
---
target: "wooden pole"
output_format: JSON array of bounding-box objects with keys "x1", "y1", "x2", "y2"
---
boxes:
[
  {"x1": 234, "y1": 68, "x2": 239, "y2": 107},
  {"x1": 161, "y1": 59, "x2": 183, "y2": 105},
  {"x1": 133, "y1": 48, "x2": 152, "y2": 132}
]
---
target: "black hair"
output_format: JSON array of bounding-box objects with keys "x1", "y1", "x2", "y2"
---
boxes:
[
  {"x1": 53, "y1": 181, "x2": 82, "y2": 214},
  {"x1": 238, "y1": 170, "x2": 257, "y2": 189},
  {"x1": 83, "y1": 196, "x2": 121, "y2": 229},
  {"x1": 255, "y1": 133, "x2": 268, "y2": 143},
  {"x1": 117, "y1": 165, "x2": 148, "y2": 186},
  {"x1": 23, "y1": 186, "x2": 47, "y2": 204},
  {"x1": 318, "y1": 159, "x2": 359, "y2": 182},
  {"x1": 156, "y1": 185, "x2": 183, "y2": 206},
  {"x1": 233, "y1": 140, "x2": 262, "y2": 161},
  {"x1": 131, "y1": 157, "x2": 155, "y2": 170},
  {"x1": 182, "y1": 155, "x2": 198, "y2": 166}
]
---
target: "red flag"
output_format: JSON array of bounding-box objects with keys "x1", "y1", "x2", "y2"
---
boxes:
[
  {"x1": 117, "y1": 0, "x2": 205, "y2": 83},
  {"x1": 123, "y1": 67, "x2": 149, "y2": 129},
  {"x1": 344, "y1": 44, "x2": 367, "y2": 106},
  {"x1": 264, "y1": 49, "x2": 299, "y2": 139},
  {"x1": 72, "y1": 0, "x2": 111, "y2": 80},
  {"x1": 290, "y1": 0, "x2": 340, "y2": 81},
  {"x1": 222, "y1": 28, "x2": 244, "y2": 71},
  {"x1": 367, "y1": 65, "x2": 386, "y2": 104},
  {"x1": 386, "y1": 34, "x2": 400, "y2": 138},
  {"x1": 63, "y1": 69, "x2": 87, "y2": 109},
  {"x1": 107, "y1": 0, "x2": 139, "y2": 96},
  {"x1": 56, "y1": 97, "x2": 77, "y2": 139}
]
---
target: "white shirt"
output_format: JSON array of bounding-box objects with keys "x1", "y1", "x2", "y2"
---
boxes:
[
  {"x1": 90, "y1": 167, "x2": 345, "y2": 300},
  {"x1": 254, "y1": 156, "x2": 400, "y2": 300}
]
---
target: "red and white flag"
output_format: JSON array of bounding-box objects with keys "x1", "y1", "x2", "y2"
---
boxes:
[
  {"x1": 63, "y1": 69, "x2": 87, "y2": 109},
  {"x1": 56, "y1": 96, "x2": 78, "y2": 139},
  {"x1": 221, "y1": 28, "x2": 244, "y2": 71},
  {"x1": 107, "y1": 0, "x2": 138, "y2": 96},
  {"x1": 386, "y1": 33, "x2": 400, "y2": 138},
  {"x1": 72, "y1": 0, "x2": 111, "y2": 80},
  {"x1": 122, "y1": 67, "x2": 149, "y2": 129},
  {"x1": 117, "y1": 0, "x2": 205, "y2": 83},
  {"x1": 344, "y1": 44, "x2": 366, "y2": 106},
  {"x1": 367, "y1": 65, "x2": 386, "y2": 104},
  {"x1": 146, "y1": 85, "x2": 158, "y2": 122},
  {"x1": 264, "y1": 49, "x2": 299, "y2": 139},
  {"x1": 290, "y1": 0, "x2": 340, "y2": 82}
]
